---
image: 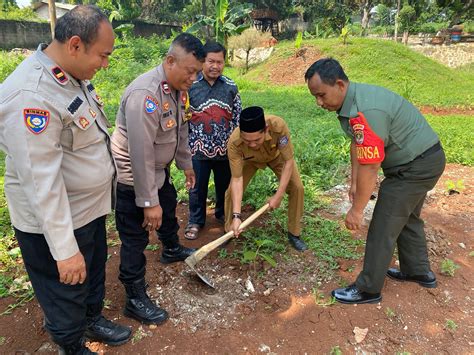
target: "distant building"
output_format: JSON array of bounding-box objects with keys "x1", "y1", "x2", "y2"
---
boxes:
[{"x1": 33, "y1": 1, "x2": 76, "y2": 21}]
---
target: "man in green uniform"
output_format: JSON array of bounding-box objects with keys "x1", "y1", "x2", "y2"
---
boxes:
[
  {"x1": 305, "y1": 58, "x2": 445, "y2": 304},
  {"x1": 224, "y1": 106, "x2": 307, "y2": 251}
]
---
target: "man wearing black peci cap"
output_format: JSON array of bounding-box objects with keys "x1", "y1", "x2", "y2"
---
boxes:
[{"x1": 224, "y1": 106, "x2": 307, "y2": 251}]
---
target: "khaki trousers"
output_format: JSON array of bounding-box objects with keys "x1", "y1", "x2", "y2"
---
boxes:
[{"x1": 224, "y1": 155, "x2": 304, "y2": 236}]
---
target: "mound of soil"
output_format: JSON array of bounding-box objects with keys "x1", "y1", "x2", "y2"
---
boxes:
[{"x1": 268, "y1": 46, "x2": 322, "y2": 86}]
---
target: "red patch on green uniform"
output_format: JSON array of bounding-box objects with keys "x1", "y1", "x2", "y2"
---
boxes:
[{"x1": 349, "y1": 112, "x2": 385, "y2": 164}]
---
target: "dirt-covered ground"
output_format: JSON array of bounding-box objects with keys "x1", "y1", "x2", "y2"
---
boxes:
[{"x1": 0, "y1": 163, "x2": 472, "y2": 354}]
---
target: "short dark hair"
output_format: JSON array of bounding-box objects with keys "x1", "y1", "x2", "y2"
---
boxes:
[
  {"x1": 169, "y1": 33, "x2": 205, "y2": 61},
  {"x1": 55, "y1": 5, "x2": 109, "y2": 46},
  {"x1": 204, "y1": 41, "x2": 226, "y2": 60},
  {"x1": 304, "y1": 58, "x2": 349, "y2": 85}
]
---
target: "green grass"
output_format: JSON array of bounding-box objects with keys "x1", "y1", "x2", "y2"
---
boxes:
[{"x1": 426, "y1": 115, "x2": 474, "y2": 166}]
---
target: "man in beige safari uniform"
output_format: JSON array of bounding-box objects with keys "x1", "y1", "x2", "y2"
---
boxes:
[
  {"x1": 0, "y1": 5, "x2": 131, "y2": 354},
  {"x1": 111, "y1": 33, "x2": 205, "y2": 325}
]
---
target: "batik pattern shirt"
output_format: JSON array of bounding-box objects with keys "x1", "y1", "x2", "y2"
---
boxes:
[{"x1": 188, "y1": 73, "x2": 241, "y2": 160}]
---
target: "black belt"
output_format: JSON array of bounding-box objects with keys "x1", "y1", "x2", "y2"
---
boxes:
[{"x1": 414, "y1": 142, "x2": 441, "y2": 160}]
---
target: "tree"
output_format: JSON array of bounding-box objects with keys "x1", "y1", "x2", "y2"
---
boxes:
[
  {"x1": 398, "y1": 3, "x2": 415, "y2": 44},
  {"x1": 187, "y1": 0, "x2": 253, "y2": 46},
  {"x1": 228, "y1": 27, "x2": 272, "y2": 72},
  {"x1": 1, "y1": 0, "x2": 17, "y2": 11}
]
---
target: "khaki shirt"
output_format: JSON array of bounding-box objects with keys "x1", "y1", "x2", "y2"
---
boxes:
[
  {"x1": 0, "y1": 44, "x2": 115, "y2": 261},
  {"x1": 227, "y1": 115, "x2": 294, "y2": 177},
  {"x1": 111, "y1": 64, "x2": 192, "y2": 208}
]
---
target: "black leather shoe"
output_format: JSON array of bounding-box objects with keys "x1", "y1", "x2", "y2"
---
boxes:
[
  {"x1": 387, "y1": 268, "x2": 437, "y2": 288},
  {"x1": 85, "y1": 315, "x2": 131, "y2": 346},
  {"x1": 58, "y1": 338, "x2": 97, "y2": 355},
  {"x1": 124, "y1": 279, "x2": 169, "y2": 325},
  {"x1": 287, "y1": 233, "x2": 307, "y2": 252},
  {"x1": 160, "y1": 245, "x2": 196, "y2": 264},
  {"x1": 331, "y1": 284, "x2": 382, "y2": 304}
]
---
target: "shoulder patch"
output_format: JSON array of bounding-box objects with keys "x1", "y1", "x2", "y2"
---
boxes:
[
  {"x1": 278, "y1": 135, "x2": 289, "y2": 147},
  {"x1": 349, "y1": 112, "x2": 385, "y2": 164},
  {"x1": 24, "y1": 108, "x2": 50, "y2": 134},
  {"x1": 144, "y1": 95, "x2": 159, "y2": 114},
  {"x1": 67, "y1": 96, "x2": 83, "y2": 115},
  {"x1": 51, "y1": 66, "x2": 68, "y2": 85}
]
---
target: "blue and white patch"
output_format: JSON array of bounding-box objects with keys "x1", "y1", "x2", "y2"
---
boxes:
[
  {"x1": 278, "y1": 135, "x2": 289, "y2": 147},
  {"x1": 24, "y1": 108, "x2": 50, "y2": 134},
  {"x1": 144, "y1": 96, "x2": 159, "y2": 114}
]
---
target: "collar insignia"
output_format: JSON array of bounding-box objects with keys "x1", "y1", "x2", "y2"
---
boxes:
[
  {"x1": 161, "y1": 81, "x2": 171, "y2": 95},
  {"x1": 51, "y1": 66, "x2": 68, "y2": 85}
]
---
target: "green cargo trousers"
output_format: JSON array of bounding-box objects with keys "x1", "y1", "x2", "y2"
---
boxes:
[{"x1": 355, "y1": 147, "x2": 446, "y2": 294}]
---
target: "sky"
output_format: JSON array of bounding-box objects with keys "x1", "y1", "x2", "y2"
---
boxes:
[{"x1": 16, "y1": 0, "x2": 32, "y2": 8}]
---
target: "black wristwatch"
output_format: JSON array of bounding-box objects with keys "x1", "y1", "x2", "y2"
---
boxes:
[{"x1": 232, "y1": 212, "x2": 241, "y2": 220}]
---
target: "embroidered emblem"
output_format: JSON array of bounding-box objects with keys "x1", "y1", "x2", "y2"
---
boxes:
[
  {"x1": 89, "y1": 108, "x2": 97, "y2": 118},
  {"x1": 163, "y1": 102, "x2": 170, "y2": 111},
  {"x1": 95, "y1": 94, "x2": 104, "y2": 106},
  {"x1": 67, "y1": 96, "x2": 83, "y2": 115},
  {"x1": 184, "y1": 111, "x2": 192, "y2": 122},
  {"x1": 79, "y1": 117, "x2": 90, "y2": 128},
  {"x1": 162, "y1": 110, "x2": 173, "y2": 118},
  {"x1": 24, "y1": 108, "x2": 50, "y2": 134},
  {"x1": 51, "y1": 66, "x2": 68, "y2": 84},
  {"x1": 278, "y1": 136, "x2": 289, "y2": 147},
  {"x1": 161, "y1": 82, "x2": 171, "y2": 95},
  {"x1": 349, "y1": 112, "x2": 385, "y2": 164},
  {"x1": 166, "y1": 119, "x2": 176, "y2": 128},
  {"x1": 145, "y1": 96, "x2": 159, "y2": 114}
]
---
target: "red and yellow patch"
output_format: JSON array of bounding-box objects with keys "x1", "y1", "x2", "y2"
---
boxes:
[
  {"x1": 166, "y1": 119, "x2": 176, "y2": 128},
  {"x1": 79, "y1": 117, "x2": 90, "y2": 128},
  {"x1": 349, "y1": 112, "x2": 385, "y2": 164},
  {"x1": 89, "y1": 108, "x2": 97, "y2": 118}
]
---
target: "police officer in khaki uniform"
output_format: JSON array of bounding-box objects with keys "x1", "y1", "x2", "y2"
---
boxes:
[
  {"x1": 225, "y1": 106, "x2": 307, "y2": 251},
  {"x1": 111, "y1": 34, "x2": 204, "y2": 324},
  {"x1": 306, "y1": 58, "x2": 445, "y2": 304},
  {"x1": 0, "y1": 6, "x2": 131, "y2": 354}
]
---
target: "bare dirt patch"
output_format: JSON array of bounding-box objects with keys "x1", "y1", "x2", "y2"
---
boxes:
[
  {"x1": 268, "y1": 46, "x2": 322, "y2": 86},
  {"x1": 420, "y1": 106, "x2": 474, "y2": 116},
  {"x1": 0, "y1": 164, "x2": 472, "y2": 354}
]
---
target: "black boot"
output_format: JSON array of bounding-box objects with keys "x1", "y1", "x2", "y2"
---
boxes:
[
  {"x1": 160, "y1": 239, "x2": 196, "y2": 264},
  {"x1": 58, "y1": 338, "x2": 97, "y2": 355},
  {"x1": 85, "y1": 315, "x2": 131, "y2": 346},
  {"x1": 123, "y1": 278, "x2": 169, "y2": 325}
]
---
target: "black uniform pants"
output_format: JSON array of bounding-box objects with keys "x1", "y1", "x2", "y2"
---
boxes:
[
  {"x1": 15, "y1": 216, "x2": 107, "y2": 346},
  {"x1": 116, "y1": 173, "x2": 180, "y2": 284},
  {"x1": 188, "y1": 158, "x2": 231, "y2": 226},
  {"x1": 355, "y1": 146, "x2": 446, "y2": 293}
]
